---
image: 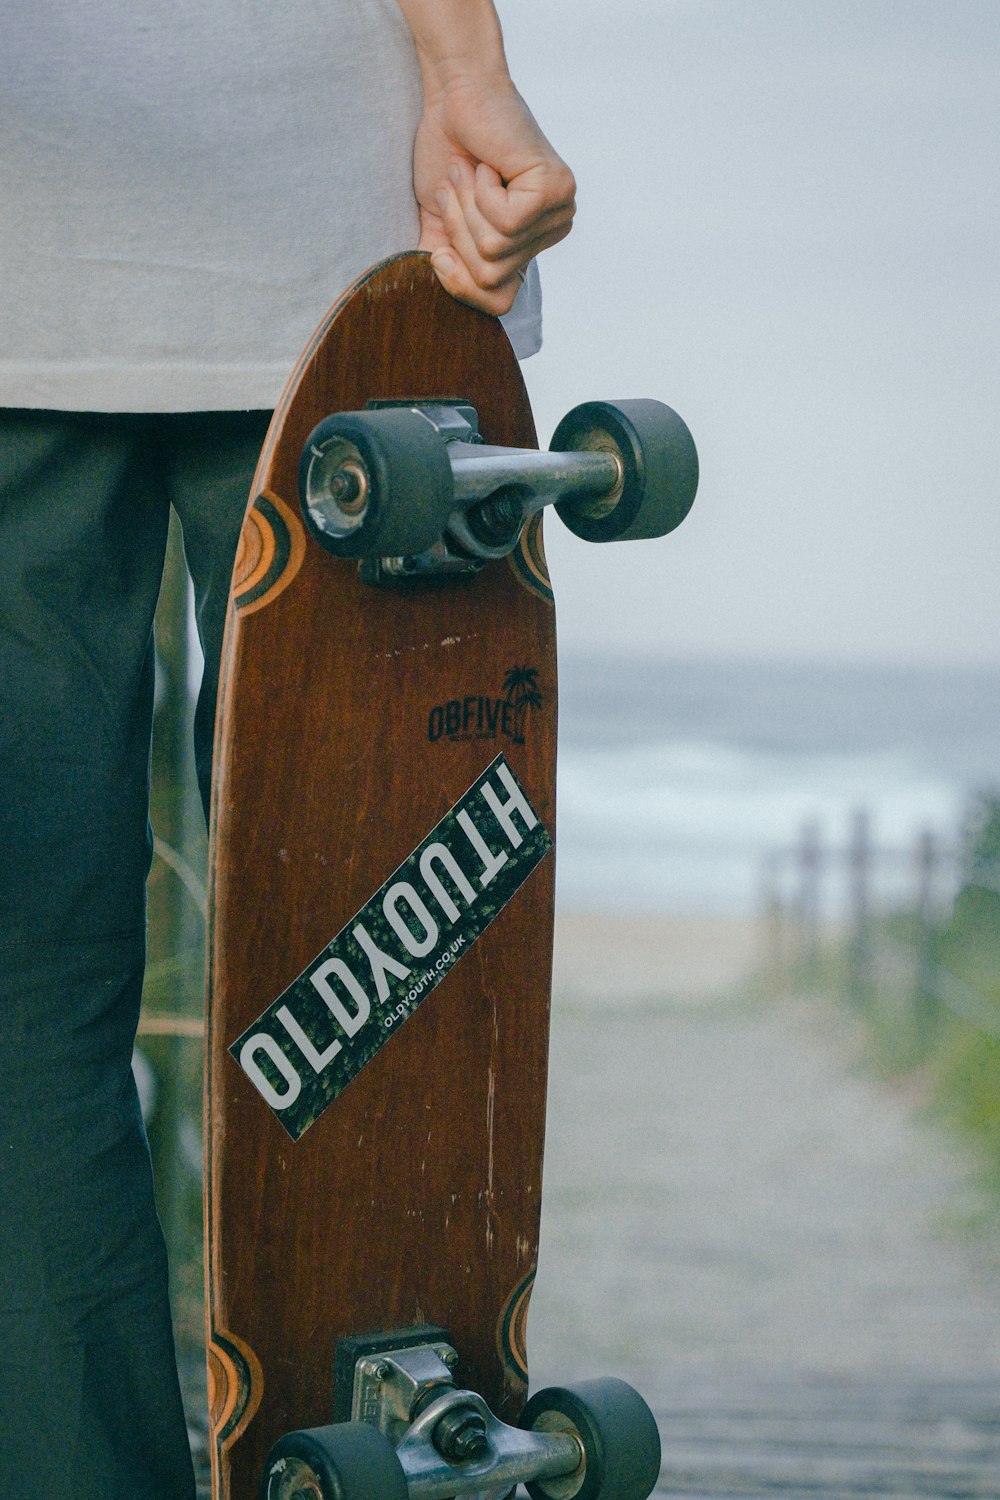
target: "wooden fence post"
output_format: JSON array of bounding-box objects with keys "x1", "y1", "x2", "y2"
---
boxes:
[
  {"x1": 913, "y1": 828, "x2": 938, "y2": 1045},
  {"x1": 796, "y1": 818, "x2": 822, "y2": 970},
  {"x1": 847, "y1": 808, "x2": 873, "y2": 1006}
]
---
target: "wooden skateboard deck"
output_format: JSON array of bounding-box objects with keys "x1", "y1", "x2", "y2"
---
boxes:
[{"x1": 205, "y1": 252, "x2": 557, "y2": 1500}]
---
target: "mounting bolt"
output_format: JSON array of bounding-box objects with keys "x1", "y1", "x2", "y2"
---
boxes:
[
  {"x1": 438, "y1": 1347, "x2": 459, "y2": 1370},
  {"x1": 372, "y1": 1361, "x2": 392, "y2": 1382},
  {"x1": 432, "y1": 1407, "x2": 489, "y2": 1463}
]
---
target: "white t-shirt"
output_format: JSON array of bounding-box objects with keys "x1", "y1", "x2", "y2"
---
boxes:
[{"x1": 0, "y1": 0, "x2": 540, "y2": 412}]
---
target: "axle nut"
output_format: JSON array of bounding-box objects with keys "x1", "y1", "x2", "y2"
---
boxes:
[{"x1": 432, "y1": 1407, "x2": 489, "y2": 1463}]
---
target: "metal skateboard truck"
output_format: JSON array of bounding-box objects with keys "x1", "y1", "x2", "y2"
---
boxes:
[
  {"x1": 262, "y1": 1327, "x2": 661, "y2": 1500},
  {"x1": 298, "y1": 398, "x2": 699, "y2": 583}
]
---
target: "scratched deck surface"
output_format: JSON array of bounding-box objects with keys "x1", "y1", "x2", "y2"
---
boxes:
[{"x1": 205, "y1": 253, "x2": 557, "y2": 1499}]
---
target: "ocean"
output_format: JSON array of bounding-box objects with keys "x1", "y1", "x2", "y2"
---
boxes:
[{"x1": 555, "y1": 656, "x2": 1000, "y2": 916}]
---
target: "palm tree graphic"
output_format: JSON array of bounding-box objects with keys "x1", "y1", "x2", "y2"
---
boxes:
[{"x1": 502, "y1": 666, "x2": 542, "y2": 744}]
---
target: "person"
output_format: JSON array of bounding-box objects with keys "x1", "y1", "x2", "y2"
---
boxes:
[{"x1": 0, "y1": 2, "x2": 575, "y2": 1495}]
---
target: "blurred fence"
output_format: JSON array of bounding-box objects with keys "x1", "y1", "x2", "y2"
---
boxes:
[{"x1": 760, "y1": 809, "x2": 1000, "y2": 1047}]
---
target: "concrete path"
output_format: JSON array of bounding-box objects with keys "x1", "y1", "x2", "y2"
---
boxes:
[{"x1": 526, "y1": 936, "x2": 1000, "y2": 1496}]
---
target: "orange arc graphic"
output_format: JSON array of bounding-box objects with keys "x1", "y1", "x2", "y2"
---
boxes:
[
  {"x1": 509, "y1": 515, "x2": 553, "y2": 603},
  {"x1": 207, "y1": 1328, "x2": 265, "y2": 1452},
  {"x1": 497, "y1": 1270, "x2": 535, "y2": 1381},
  {"x1": 234, "y1": 510, "x2": 272, "y2": 596},
  {"x1": 234, "y1": 489, "x2": 308, "y2": 615}
]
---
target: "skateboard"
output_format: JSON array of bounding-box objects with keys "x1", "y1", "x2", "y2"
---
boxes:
[{"x1": 205, "y1": 251, "x2": 698, "y2": 1500}]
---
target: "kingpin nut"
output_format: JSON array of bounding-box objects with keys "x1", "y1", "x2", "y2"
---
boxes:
[{"x1": 432, "y1": 1406, "x2": 489, "y2": 1463}]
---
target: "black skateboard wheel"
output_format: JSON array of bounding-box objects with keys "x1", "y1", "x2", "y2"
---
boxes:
[
  {"x1": 299, "y1": 407, "x2": 455, "y2": 559},
  {"x1": 552, "y1": 399, "x2": 698, "y2": 543},
  {"x1": 521, "y1": 1378, "x2": 661, "y2": 1500},
  {"x1": 261, "y1": 1421, "x2": 408, "y2": 1500}
]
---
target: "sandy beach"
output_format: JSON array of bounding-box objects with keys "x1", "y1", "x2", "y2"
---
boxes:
[{"x1": 553, "y1": 910, "x2": 762, "y2": 1003}]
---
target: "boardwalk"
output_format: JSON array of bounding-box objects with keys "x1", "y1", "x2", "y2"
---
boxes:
[{"x1": 183, "y1": 915, "x2": 1000, "y2": 1496}]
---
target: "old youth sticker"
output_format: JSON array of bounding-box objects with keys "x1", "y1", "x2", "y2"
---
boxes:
[{"x1": 230, "y1": 754, "x2": 551, "y2": 1140}]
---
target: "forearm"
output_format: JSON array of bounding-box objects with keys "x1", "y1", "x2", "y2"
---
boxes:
[
  {"x1": 394, "y1": 0, "x2": 511, "y2": 90},
  {"x1": 395, "y1": 0, "x2": 575, "y2": 317}
]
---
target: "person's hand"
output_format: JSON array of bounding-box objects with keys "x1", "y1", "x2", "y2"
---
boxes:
[{"x1": 412, "y1": 70, "x2": 576, "y2": 314}]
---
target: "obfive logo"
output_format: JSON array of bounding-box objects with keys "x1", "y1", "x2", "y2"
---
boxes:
[{"x1": 428, "y1": 665, "x2": 543, "y2": 746}]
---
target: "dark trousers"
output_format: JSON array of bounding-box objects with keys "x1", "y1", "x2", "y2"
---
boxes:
[{"x1": 0, "y1": 409, "x2": 270, "y2": 1499}]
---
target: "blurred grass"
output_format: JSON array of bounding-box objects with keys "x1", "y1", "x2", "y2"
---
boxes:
[
  {"x1": 766, "y1": 794, "x2": 1000, "y2": 1206},
  {"x1": 930, "y1": 863, "x2": 1000, "y2": 1197}
]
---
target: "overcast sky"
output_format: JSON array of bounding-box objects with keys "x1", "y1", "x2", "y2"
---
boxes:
[{"x1": 498, "y1": 0, "x2": 1000, "y2": 667}]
